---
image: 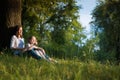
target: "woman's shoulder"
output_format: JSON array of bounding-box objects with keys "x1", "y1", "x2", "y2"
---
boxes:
[
  {"x1": 11, "y1": 35, "x2": 17, "y2": 39},
  {"x1": 12, "y1": 35, "x2": 24, "y2": 39}
]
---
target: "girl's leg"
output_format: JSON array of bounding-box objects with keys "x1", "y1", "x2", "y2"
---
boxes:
[
  {"x1": 44, "y1": 54, "x2": 56, "y2": 62},
  {"x1": 37, "y1": 50, "x2": 51, "y2": 62},
  {"x1": 28, "y1": 49, "x2": 41, "y2": 60},
  {"x1": 39, "y1": 48, "x2": 46, "y2": 55},
  {"x1": 37, "y1": 50, "x2": 46, "y2": 59}
]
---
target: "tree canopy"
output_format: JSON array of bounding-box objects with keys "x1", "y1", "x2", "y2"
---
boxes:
[
  {"x1": 21, "y1": 0, "x2": 87, "y2": 58},
  {"x1": 92, "y1": 0, "x2": 120, "y2": 62}
]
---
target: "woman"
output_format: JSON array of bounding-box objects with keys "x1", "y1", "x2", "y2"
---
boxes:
[{"x1": 10, "y1": 25, "x2": 26, "y2": 56}]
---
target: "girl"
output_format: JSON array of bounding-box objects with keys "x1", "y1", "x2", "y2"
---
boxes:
[{"x1": 26, "y1": 36, "x2": 57, "y2": 63}]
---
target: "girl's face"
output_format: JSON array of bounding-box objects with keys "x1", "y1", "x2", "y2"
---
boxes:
[{"x1": 29, "y1": 36, "x2": 36, "y2": 44}]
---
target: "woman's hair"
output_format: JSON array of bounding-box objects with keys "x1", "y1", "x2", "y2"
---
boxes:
[{"x1": 14, "y1": 25, "x2": 22, "y2": 33}]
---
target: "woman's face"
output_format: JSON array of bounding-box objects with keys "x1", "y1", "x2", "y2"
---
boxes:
[{"x1": 17, "y1": 27, "x2": 23, "y2": 36}]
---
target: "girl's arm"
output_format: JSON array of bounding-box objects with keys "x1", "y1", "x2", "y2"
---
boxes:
[{"x1": 26, "y1": 44, "x2": 38, "y2": 50}]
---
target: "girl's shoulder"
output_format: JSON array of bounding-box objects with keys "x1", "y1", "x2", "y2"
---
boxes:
[{"x1": 26, "y1": 43, "x2": 31, "y2": 47}]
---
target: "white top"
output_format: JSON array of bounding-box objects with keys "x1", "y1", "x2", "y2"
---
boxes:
[
  {"x1": 10, "y1": 35, "x2": 25, "y2": 55},
  {"x1": 26, "y1": 43, "x2": 38, "y2": 51}
]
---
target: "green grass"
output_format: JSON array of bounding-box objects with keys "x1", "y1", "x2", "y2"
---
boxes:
[{"x1": 0, "y1": 54, "x2": 120, "y2": 80}]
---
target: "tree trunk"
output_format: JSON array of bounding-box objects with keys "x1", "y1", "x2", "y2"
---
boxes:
[
  {"x1": 116, "y1": 37, "x2": 120, "y2": 64},
  {"x1": 0, "y1": 0, "x2": 21, "y2": 50}
]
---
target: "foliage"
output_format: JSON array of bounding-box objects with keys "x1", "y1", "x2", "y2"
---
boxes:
[
  {"x1": 91, "y1": 0, "x2": 120, "y2": 61},
  {"x1": 77, "y1": 34, "x2": 99, "y2": 61},
  {"x1": 22, "y1": 0, "x2": 86, "y2": 58}
]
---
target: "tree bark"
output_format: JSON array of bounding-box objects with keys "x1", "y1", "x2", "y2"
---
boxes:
[
  {"x1": 0, "y1": 0, "x2": 21, "y2": 50},
  {"x1": 116, "y1": 37, "x2": 120, "y2": 64}
]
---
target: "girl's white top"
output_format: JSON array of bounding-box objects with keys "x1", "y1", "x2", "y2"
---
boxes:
[{"x1": 26, "y1": 43, "x2": 38, "y2": 51}]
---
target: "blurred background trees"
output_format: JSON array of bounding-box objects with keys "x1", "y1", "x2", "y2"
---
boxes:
[
  {"x1": 22, "y1": 0, "x2": 87, "y2": 59},
  {"x1": 91, "y1": 0, "x2": 120, "y2": 63}
]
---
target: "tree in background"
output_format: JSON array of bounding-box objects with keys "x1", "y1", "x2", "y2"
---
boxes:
[
  {"x1": 0, "y1": 0, "x2": 21, "y2": 50},
  {"x1": 92, "y1": 0, "x2": 120, "y2": 62},
  {"x1": 22, "y1": 0, "x2": 86, "y2": 58}
]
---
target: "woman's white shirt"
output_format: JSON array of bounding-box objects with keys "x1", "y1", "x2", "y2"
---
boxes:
[{"x1": 10, "y1": 35, "x2": 25, "y2": 55}]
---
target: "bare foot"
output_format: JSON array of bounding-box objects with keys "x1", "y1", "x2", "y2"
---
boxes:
[
  {"x1": 0, "y1": 52, "x2": 4, "y2": 55},
  {"x1": 49, "y1": 58, "x2": 58, "y2": 63}
]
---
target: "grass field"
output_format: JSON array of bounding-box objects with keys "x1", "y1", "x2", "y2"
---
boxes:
[{"x1": 0, "y1": 54, "x2": 120, "y2": 80}]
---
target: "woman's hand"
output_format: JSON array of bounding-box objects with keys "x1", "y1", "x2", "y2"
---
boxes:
[{"x1": 22, "y1": 48, "x2": 27, "y2": 52}]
